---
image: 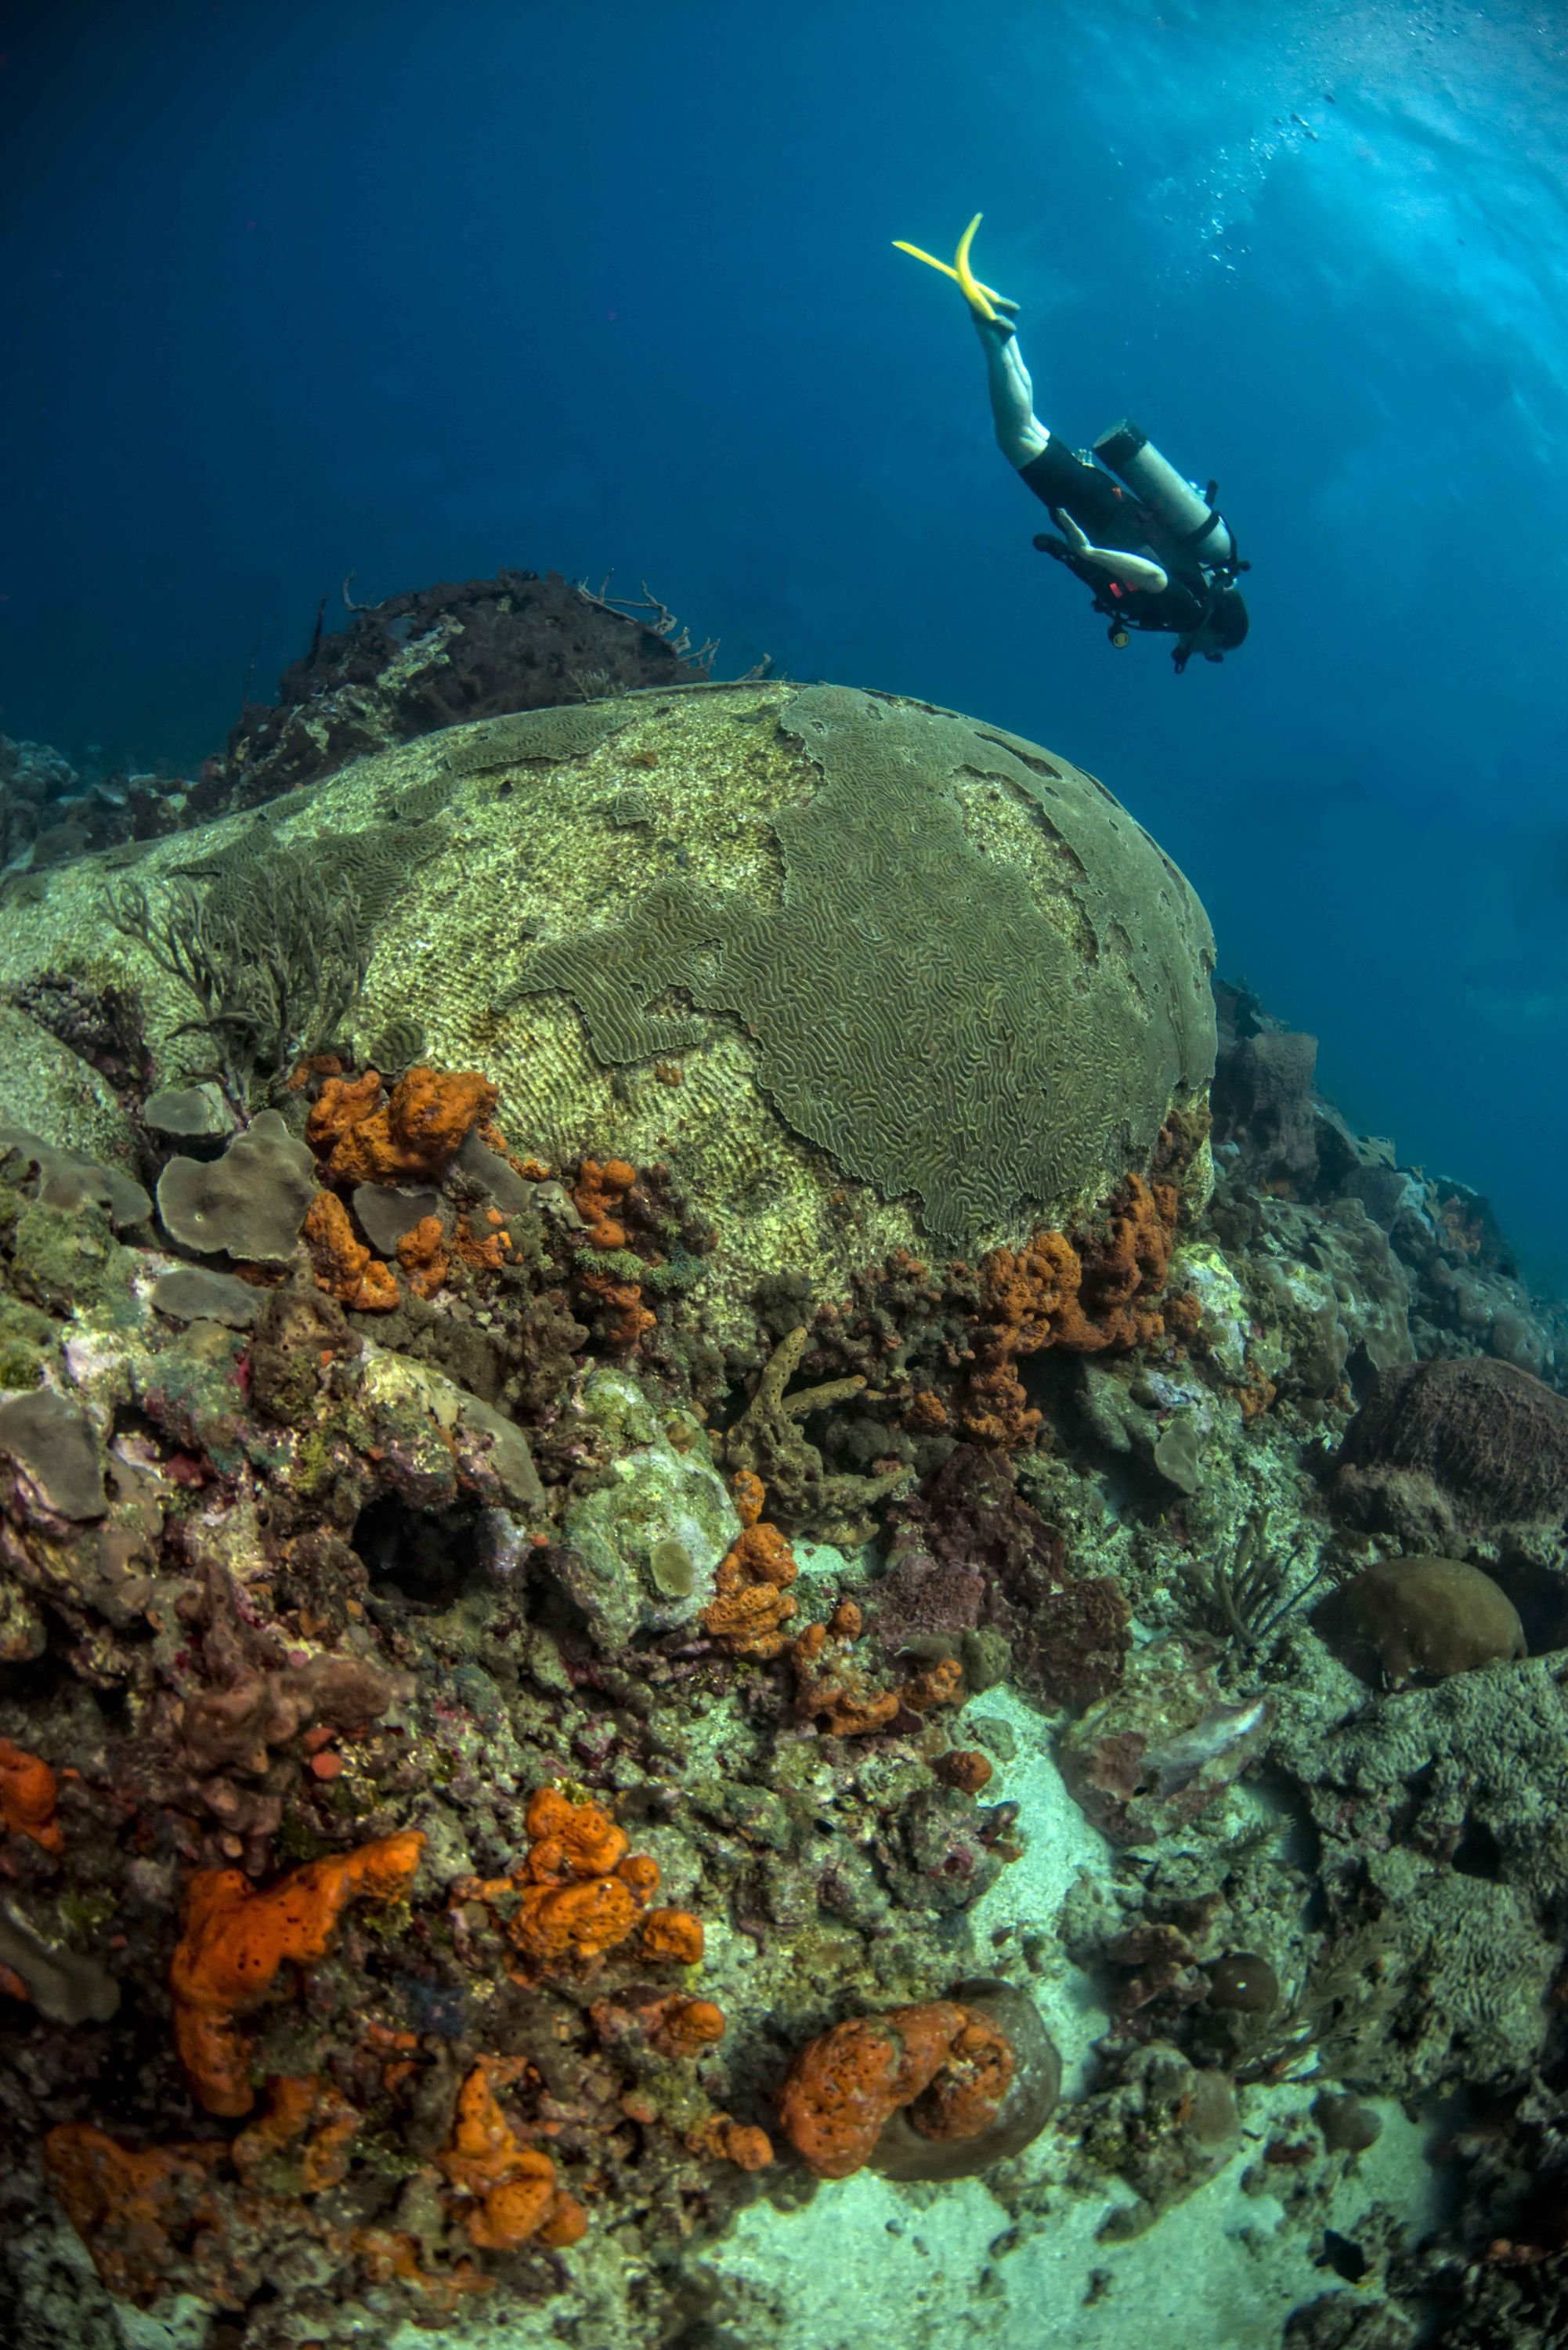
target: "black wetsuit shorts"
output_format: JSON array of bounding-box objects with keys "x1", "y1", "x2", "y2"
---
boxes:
[{"x1": 1017, "y1": 442, "x2": 1208, "y2": 635}]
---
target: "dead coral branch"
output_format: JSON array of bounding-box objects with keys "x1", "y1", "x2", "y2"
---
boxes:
[
  {"x1": 724, "y1": 1325, "x2": 912, "y2": 1546},
  {"x1": 571, "y1": 573, "x2": 718, "y2": 671}
]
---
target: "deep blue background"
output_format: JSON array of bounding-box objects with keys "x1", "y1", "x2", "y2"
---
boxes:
[{"x1": 5, "y1": 0, "x2": 1567, "y2": 1280}]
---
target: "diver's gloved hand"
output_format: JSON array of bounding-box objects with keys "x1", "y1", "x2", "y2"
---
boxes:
[
  {"x1": 894, "y1": 214, "x2": 1020, "y2": 332},
  {"x1": 1052, "y1": 511, "x2": 1171, "y2": 595}
]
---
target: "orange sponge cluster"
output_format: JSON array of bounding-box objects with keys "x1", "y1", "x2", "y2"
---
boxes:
[
  {"x1": 702, "y1": 1473, "x2": 800, "y2": 1658},
  {"x1": 295, "y1": 1065, "x2": 505, "y2": 1313},
  {"x1": 230, "y1": 2072, "x2": 359, "y2": 2195},
  {"x1": 42, "y1": 2126, "x2": 226, "y2": 2303},
  {"x1": 790, "y1": 1605, "x2": 900, "y2": 1737},
  {"x1": 964, "y1": 1174, "x2": 1178, "y2": 1445},
  {"x1": 690, "y1": 2112, "x2": 775, "y2": 2171},
  {"x1": 439, "y1": 2056, "x2": 587, "y2": 2251},
  {"x1": 456, "y1": 1788, "x2": 703, "y2": 1976},
  {"x1": 571, "y1": 1156, "x2": 657, "y2": 1349},
  {"x1": 779, "y1": 1999, "x2": 1016, "y2": 2179},
  {"x1": 302, "y1": 1189, "x2": 399, "y2": 1312},
  {"x1": 308, "y1": 1067, "x2": 498, "y2": 1188}
]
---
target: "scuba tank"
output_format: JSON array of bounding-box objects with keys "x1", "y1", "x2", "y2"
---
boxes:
[{"x1": 1093, "y1": 420, "x2": 1235, "y2": 570}]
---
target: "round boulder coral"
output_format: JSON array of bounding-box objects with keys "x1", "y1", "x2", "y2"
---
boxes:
[
  {"x1": 499, "y1": 687, "x2": 1214, "y2": 1289},
  {"x1": 1328, "y1": 1556, "x2": 1526, "y2": 1685},
  {"x1": 1331, "y1": 1358, "x2": 1568, "y2": 1547},
  {"x1": 3, "y1": 685, "x2": 1216, "y2": 1347}
]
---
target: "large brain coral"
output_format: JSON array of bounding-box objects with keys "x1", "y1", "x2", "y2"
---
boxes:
[{"x1": 511, "y1": 686, "x2": 1214, "y2": 1246}]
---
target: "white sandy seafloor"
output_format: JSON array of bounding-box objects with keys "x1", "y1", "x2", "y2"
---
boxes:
[
  {"x1": 705, "y1": 2129, "x2": 1437, "y2": 2350},
  {"x1": 62, "y1": 1687, "x2": 1448, "y2": 2350}
]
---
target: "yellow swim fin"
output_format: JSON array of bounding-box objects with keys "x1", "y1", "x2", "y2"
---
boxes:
[
  {"x1": 952, "y1": 213, "x2": 996, "y2": 321},
  {"x1": 893, "y1": 214, "x2": 1011, "y2": 321}
]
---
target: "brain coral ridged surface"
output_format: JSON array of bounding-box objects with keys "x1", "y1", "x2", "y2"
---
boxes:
[{"x1": 511, "y1": 685, "x2": 1216, "y2": 1244}]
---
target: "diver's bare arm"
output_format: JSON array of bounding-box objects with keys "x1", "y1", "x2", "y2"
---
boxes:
[{"x1": 1053, "y1": 510, "x2": 1169, "y2": 593}]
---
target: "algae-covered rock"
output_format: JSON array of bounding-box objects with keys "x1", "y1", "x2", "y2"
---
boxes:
[
  {"x1": 9, "y1": 1195, "x2": 135, "y2": 1315},
  {"x1": 1275, "y1": 1656, "x2": 1568, "y2": 2095},
  {"x1": 0, "y1": 1388, "x2": 107, "y2": 1520},
  {"x1": 1245, "y1": 1198, "x2": 1412, "y2": 1399},
  {"x1": 1169, "y1": 1239, "x2": 1250, "y2": 1381},
  {"x1": 0, "y1": 682, "x2": 1215, "y2": 1343},
  {"x1": 555, "y1": 1365, "x2": 739, "y2": 1649},
  {"x1": 0, "y1": 1295, "x2": 58, "y2": 1390},
  {"x1": 1077, "y1": 1361, "x2": 1211, "y2": 1495},
  {"x1": 355, "y1": 1347, "x2": 543, "y2": 1514},
  {"x1": 0, "y1": 1122, "x2": 150, "y2": 1231},
  {"x1": 1082, "y1": 2041, "x2": 1241, "y2": 2237},
  {"x1": 0, "y1": 1006, "x2": 144, "y2": 1190}
]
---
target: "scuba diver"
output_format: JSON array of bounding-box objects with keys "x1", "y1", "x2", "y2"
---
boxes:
[{"x1": 895, "y1": 216, "x2": 1250, "y2": 671}]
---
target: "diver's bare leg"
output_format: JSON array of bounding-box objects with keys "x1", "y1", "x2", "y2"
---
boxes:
[
  {"x1": 975, "y1": 313, "x2": 1049, "y2": 466},
  {"x1": 976, "y1": 315, "x2": 1169, "y2": 592}
]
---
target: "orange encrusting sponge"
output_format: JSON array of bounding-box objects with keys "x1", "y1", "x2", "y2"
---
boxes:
[
  {"x1": 439, "y1": 2056, "x2": 587, "y2": 2251},
  {"x1": 0, "y1": 1737, "x2": 65, "y2": 1853},
  {"x1": 170, "y1": 1829, "x2": 425, "y2": 2116},
  {"x1": 457, "y1": 1787, "x2": 703, "y2": 1977}
]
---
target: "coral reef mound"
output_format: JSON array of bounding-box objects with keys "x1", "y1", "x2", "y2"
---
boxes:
[{"x1": 0, "y1": 682, "x2": 1215, "y2": 1340}]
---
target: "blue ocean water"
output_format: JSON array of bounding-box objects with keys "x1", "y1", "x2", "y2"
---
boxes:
[{"x1": 4, "y1": 0, "x2": 1567, "y2": 1285}]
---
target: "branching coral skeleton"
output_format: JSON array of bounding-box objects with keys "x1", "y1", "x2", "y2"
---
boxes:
[{"x1": 571, "y1": 572, "x2": 719, "y2": 669}]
